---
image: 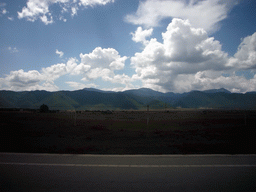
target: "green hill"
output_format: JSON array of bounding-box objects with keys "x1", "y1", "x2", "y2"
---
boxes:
[{"x1": 1, "y1": 88, "x2": 256, "y2": 110}]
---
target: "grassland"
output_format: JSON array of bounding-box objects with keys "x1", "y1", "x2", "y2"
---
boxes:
[{"x1": 1, "y1": 110, "x2": 255, "y2": 154}]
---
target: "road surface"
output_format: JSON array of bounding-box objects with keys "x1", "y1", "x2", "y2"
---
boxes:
[{"x1": 1, "y1": 153, "x2": 256, "y2": 191}]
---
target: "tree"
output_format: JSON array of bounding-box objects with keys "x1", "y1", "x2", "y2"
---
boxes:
[{"x1": 40, "y1": 104, "x2": 49, "y2": 113}]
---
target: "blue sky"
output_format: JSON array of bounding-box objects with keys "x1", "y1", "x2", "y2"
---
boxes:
[{"x1": 0, "y1": 0, "x2": 256, "y2": 93}]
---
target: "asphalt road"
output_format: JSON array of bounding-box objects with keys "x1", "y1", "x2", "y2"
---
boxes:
[{"x1": 1, "y1": 153, "x2": 256, "y2": 191}]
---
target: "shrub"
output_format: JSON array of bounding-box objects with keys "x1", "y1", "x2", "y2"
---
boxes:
[{"x1": 40, "y1": 104, "x2": 49, "y2": 113}]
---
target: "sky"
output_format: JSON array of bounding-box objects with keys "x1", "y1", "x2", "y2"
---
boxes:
[{"x1": 0, "y1": 0, "x2": 256, "y2": 93}]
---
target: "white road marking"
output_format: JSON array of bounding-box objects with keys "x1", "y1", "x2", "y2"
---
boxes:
[
  {"x1": 1, "y1": 162, "x2": 256, "y2": 167},
  {"x1": 1, "y1": 153, "x2": 256, "y2": 157}
]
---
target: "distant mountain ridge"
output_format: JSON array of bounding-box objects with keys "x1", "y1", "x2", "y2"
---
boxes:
[
  {"x1": 0, "y1": 88, "x2": 255, "y2": 110},
  {"x1": 202, "y1": 88, "x2": 231, "y2": 94},
  {"x1": 124, "y1": 88, "x2": 164, "y2": 97},
  {"x1": 81, "y1": 88, "x2": 114, "y2": 93}
]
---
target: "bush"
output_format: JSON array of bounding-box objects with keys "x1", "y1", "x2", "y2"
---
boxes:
[{"x1": 40, "y1": 104, "x2": 49, "y2": 113}]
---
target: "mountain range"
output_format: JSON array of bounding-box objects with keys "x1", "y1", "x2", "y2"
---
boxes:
[{"x1": 0, "y1": 88, "x2": 256, "y2": 110}]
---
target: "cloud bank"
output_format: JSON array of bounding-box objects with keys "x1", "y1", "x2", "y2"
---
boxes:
[
  {"x1": 1, "y1": 17, "x2": 256, "y2": 93},
  {"x1": 0, "y1": 47, "x2": 129, "y2": 91}
]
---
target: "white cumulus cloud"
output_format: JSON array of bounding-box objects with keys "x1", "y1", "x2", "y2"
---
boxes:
[
  {"x1": 0, "y1": 46, "x2": 130, "y2": 91},
  {"x1": 131, "y1": 27, "x2": 153, "y2": 45},
  {"x1": 130, "y1": 18, "x2": 256, "y2": 93},
  {"x1": 79, "y1": 47, "x2": 131, "y2": 87},
  {"x1": 42, "y1": 63, "x2": 68, "y2": 82},
  {"x1": 71, "y1": 6, "x2": 78, "y2": 17},
  {"x1": 79, "y1": 0, "x2": 114, "y2": 7},
  {"x1": 41, "y1": 57, "x2": 79, "y2": 81},
  {"x1": 0, "y1": 69, "x2": 56, "y2": 91},
  {"x1": 228, "y1": 32, "x2": 256, "y2": 70},
  {"x1": 0, "y1": 2, "x2": 7, "y2": 16},
  {"x1": 180, "y1": 71, "x2": 256, "y2": 93},
  {"x1": 40, "y1": 14, "x2": 53, "y2": 25},
  {"x1": 56, "y1": 49, "x2": 64, "y2": 58},
  {"x1": 80, "y1": 47, "x2": 127, "y2": 71},
  {"x1": 0, "y1": 57, "x2": 79, "y2": 91},
  {"x1": 18, "y1": 0, "x2": 115, "y2": 25},
  {"x1": 1, "y1": 8, "x2": 7, "y2": 15},
  {"x1": 86, "y1": 68, "x2": 114, "y2": 81}
]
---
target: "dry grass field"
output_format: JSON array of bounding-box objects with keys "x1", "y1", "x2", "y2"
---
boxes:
[{"x1": 1, "y1": 110, "x2": 255, "y2": 154}]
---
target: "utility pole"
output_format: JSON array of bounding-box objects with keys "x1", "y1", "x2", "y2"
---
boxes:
[
  {"x1": 74, "y1": 110, "x2": 76, "y2": 126},
  {"x1": 244, "y1": 110, "x2": 247, "y2": 127},
  {"x1": 147, "y1": 105, "x2": 149, "y2": 126}
]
